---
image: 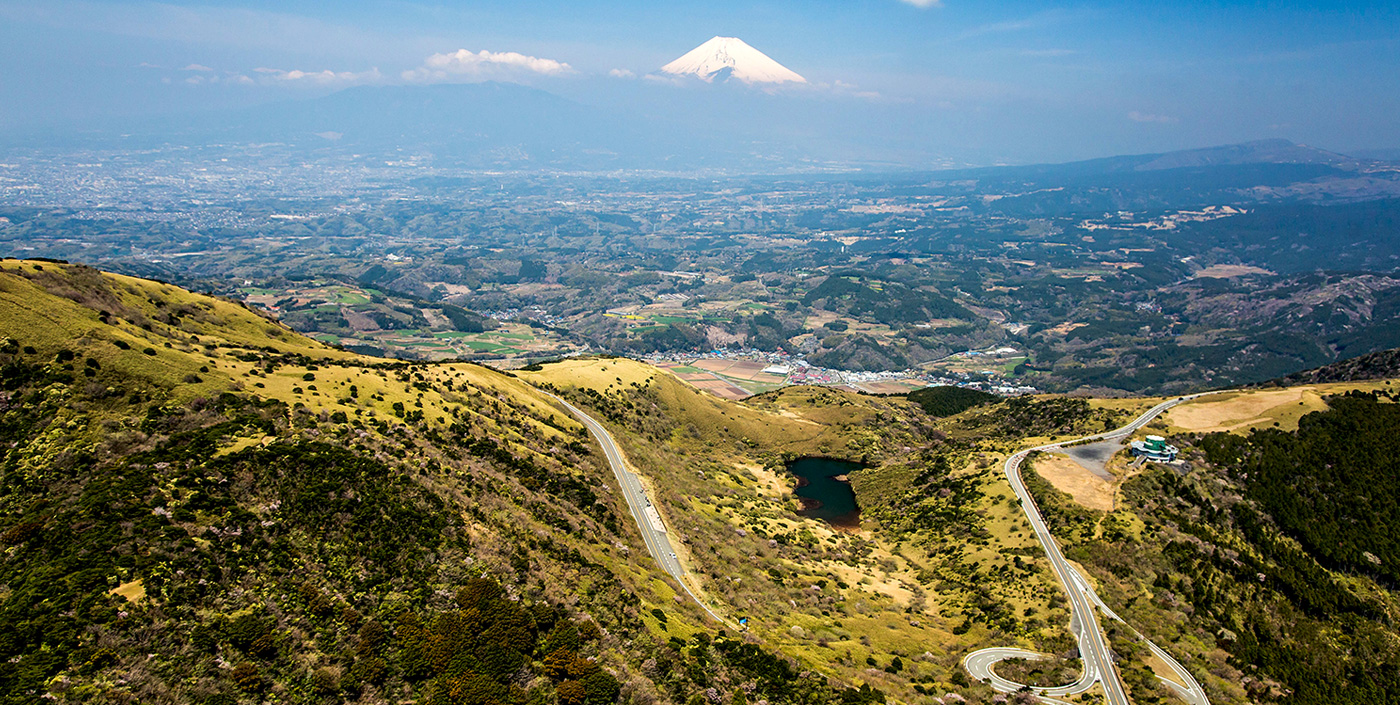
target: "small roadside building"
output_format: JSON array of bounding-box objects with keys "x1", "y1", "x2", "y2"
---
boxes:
[{"x1": 1130, "y1": 435, "x2": 1178, "y2": 462}]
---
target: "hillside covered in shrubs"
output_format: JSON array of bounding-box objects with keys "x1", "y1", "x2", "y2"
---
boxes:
[{"x1": 0, "y1": 261, "x2": 888, "y2": 705}]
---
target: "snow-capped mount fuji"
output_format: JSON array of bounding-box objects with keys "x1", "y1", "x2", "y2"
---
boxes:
[{"x1": 659, "y1": 36, "x2": 807, "y2": 85}]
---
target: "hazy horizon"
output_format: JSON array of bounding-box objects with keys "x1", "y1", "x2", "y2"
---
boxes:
[{"x1": 1, "y1": 0, "x2": 1397, "y2": 167}]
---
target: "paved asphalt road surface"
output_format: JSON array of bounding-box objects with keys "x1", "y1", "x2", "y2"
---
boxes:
[
  {"x1": 966, "y1": 393, "x2": 1216, "y2": 705},
  {"x1": 547, "y1": 393, "x2": 731, "y2": 627}
]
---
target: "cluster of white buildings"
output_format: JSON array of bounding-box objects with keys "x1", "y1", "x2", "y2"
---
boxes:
[{"x1": 638, "y1": 346, "x2": 1041, "y2": 397}]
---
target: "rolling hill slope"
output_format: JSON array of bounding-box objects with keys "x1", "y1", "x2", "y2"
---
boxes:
[
  {"x1": 8, "y1": 260, "x2": 1400, "y2": 705},
  {"x1": 0, "y1": 260, "x2": 894, "y2": 705}
]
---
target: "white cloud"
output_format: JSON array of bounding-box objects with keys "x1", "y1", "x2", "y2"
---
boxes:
[
  {"x1": 899, "y1": 0, "x2": 943, "y2": 8},
  {"x1": 226, "y1": 73, "x2": 255, "y2": 86},
  {"x1": 609, "y1": 68, "x2": 636, "y2": 79},
  {"x1": 1128, "y1": 111, "x2": 1179, "y2": 124},
  {"x1": 181, "y1": 63, "x2": 214, "y2": 72},
  {"x1": 182, "y1": 74, "x2": 238, "y2": 86},
  {"x1": 254, "y1": 67, "x2": 382, "y2": 85},
  {"x1": 403, "y1": 48, "x2": 573, "y2": 82}
]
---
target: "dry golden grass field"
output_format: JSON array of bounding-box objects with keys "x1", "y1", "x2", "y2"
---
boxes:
[
  {"x1": 1164, "y1": 380, "x2": 1395, "y2": 434},
  {"x1": 1035, "y1": 454, "x2": 1117, "y2": 512}
]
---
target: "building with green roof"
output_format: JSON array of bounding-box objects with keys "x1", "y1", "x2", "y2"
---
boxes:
[{"x1": 1130, "y1": 434, "x2": 1178, "y2": 462}]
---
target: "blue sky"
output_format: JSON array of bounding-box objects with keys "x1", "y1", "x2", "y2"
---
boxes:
[{"x1": 1, "y1": 0, "x2": 1397, "y2": 163}]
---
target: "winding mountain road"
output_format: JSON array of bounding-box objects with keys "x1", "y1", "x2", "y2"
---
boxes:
[
  {"x1": 550, "y1": 385, "x2": 1212, "y2": 703},
  {"x1": 546, "y1": 392, "x2": 732, "y2": 627},
  {"x1": 964, "y1": 394, "x2": 1215, "y2": 705}
]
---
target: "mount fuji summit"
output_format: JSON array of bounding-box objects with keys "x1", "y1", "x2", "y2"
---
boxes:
[{"x1": 659, "y1": 36, "x2": 807, "y2": 85}]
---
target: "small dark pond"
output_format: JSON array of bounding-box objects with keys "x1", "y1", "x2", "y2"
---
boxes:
[{"x1": 787, "y1": 457, "x2": 863, "y2": 529}]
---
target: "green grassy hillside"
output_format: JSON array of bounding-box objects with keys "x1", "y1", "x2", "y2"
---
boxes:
[
  {"x1": 1022, "y1": 388, "x2": 1400, "y2": 705},
  {"x1": 0, "y1": 262, "x2": 889, "y2": 705},
  {"x1": 519, "y1": 361, "x2": 1101, "y2": 702},
  {"x1": 12, "y1": 260, "x2": 1396, "y2": 705}
]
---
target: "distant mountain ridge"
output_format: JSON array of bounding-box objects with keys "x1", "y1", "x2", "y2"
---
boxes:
[
  {"x1": 1130, "y1": 138, "x2": 1368, "y2": 171},
  {"x1": 1349, "y1": 147, "x2": 1400, "y2": 163},
  {"x1": 968, "y1": 138, "x2": 1389, "y2": 180},
  {"x1": 1258, "y1": 346, "x2": 1400, "y2": 387},
  {"x1": 922, "y1": 138, "x2": 1400, "y2": 214}
]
